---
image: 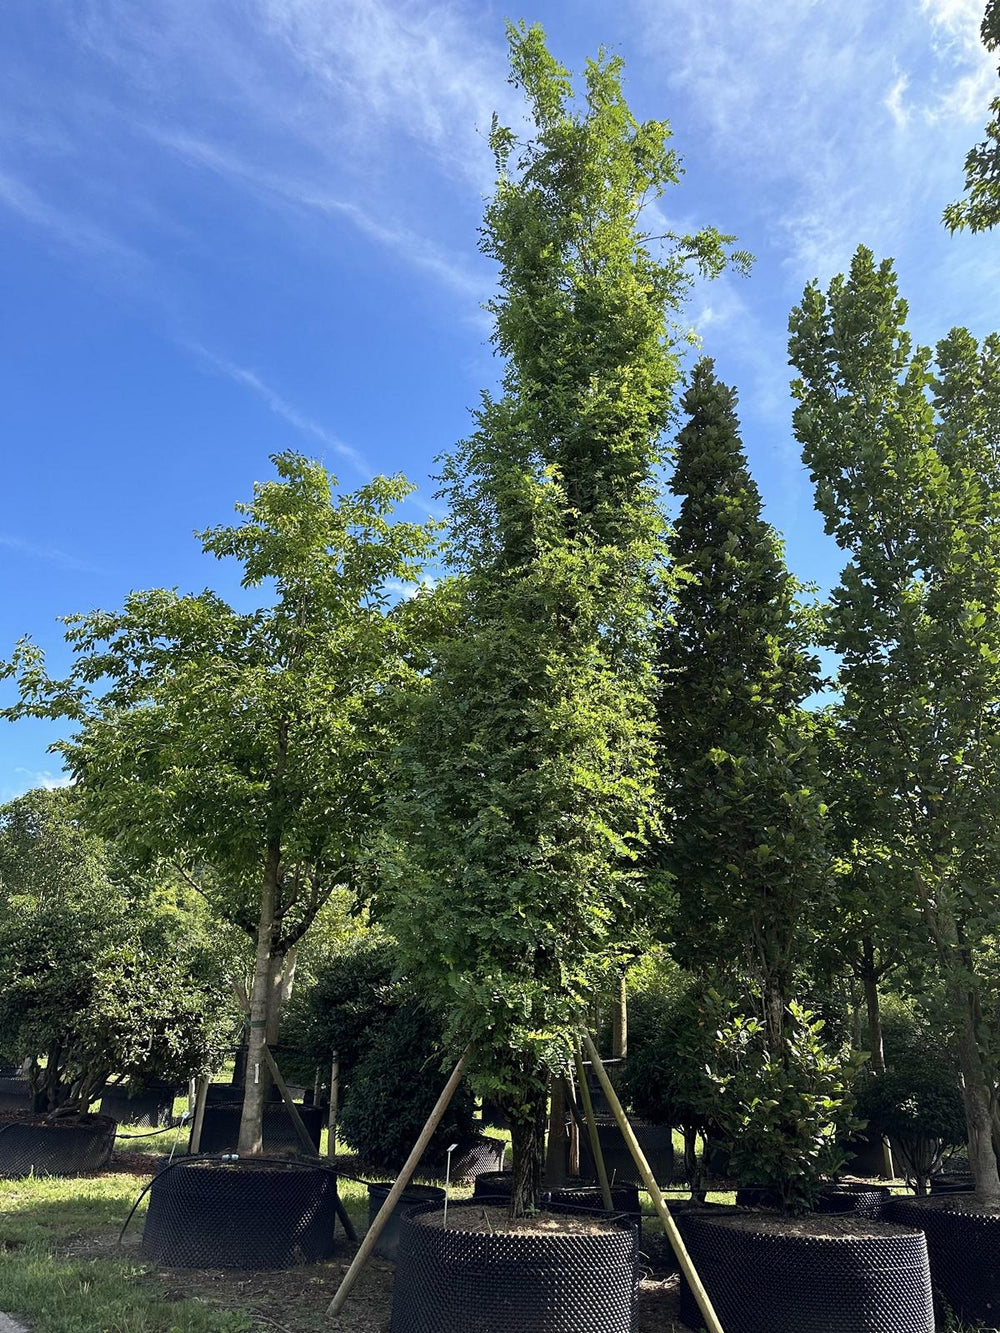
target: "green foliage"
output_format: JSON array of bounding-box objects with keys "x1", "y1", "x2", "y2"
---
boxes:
[
  {"x1": 657, "y1": 359, "x2": 828, "y2": 1052},
  {"x1": 855, "y1": 1001, "x2": 966, "y2": 1188},
  {"x1": 338, "y1": 1005, "x2": 475, "y2": 1171},
  {"x1": 0, "y1": 789, "x2": 235, "y2": 1111},
  {"x1": 944, "y1": 0, "x2": 1000, "y2": 233},
  {"x1": 2, "y1": 454, "x2": 437, "y2": 944},
  {"x1": 279, "y1": 934, "x2": 399, "y2": 1082},
  {"x1": 790, "y1": 244, "x2": 1000, "y2": 1196},
  {"x1": 707, "y1": 1001, "x2": 859, "y2": 1213},
  {"x1": 383, "y1": 25, "x2": 744, "y2": 1083}
]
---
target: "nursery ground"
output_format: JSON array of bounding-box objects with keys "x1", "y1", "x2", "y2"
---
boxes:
[{"x1": 0, "y1": 1156, "x2": 694, "y2": 1333}]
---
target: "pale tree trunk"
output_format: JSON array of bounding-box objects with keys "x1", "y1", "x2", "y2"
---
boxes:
[
  {"x1": 611, "y1": 975, "x2": 628, "y2": 1060},
  {"x1": 239, "y1": 842, "x2": 280, "y2": 1155},
  {"x1": 762, "y1": 973, "x2": 786, "y2": 1060},
  {"x1": 917, "y1": 877, "x2": 1000, "y2": 1204},
  {"x1": 860, "y1": 938, "x2": 894, "y2": 1177}
]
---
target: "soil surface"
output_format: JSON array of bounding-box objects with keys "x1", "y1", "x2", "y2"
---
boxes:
[
  {"x1": 903, "y1": 1193, "x2": 1000, "y2": 1217},
  {"x1": 0, "y1": 1111, "x2": 114, "y2": 1130},
  {"x1": 706, "y1": 1211, "x2": 912, "y2": 1239},
  {"x1": 415, "y1": 1205, "x2": 628, "y2": 1235}
]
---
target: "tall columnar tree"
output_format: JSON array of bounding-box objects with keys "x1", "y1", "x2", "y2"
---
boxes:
[
  {"x1": 789, "y1": 244, "x2": 1000, "y2": 1203},
  {"x1": 945, "y1": 0, "x2": 1000, "y2": 233},
  {"x1": 382, "y1": 26, "x2": 747, "y2": 1216},
  {"x1": 657, "y1": 359, "x2": 828, "y2": 1056},
  {"x1": 2, "y1": 454, "x2": 437, "y2": 1153}
]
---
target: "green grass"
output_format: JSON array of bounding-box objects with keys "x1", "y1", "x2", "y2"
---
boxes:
[{"x1": 0, "y1": 1173, "x2": 252, "y2": 1332}]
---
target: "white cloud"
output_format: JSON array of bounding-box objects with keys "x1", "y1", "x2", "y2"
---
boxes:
[
  {"x1": 0, "y1": 167, "x2": 137, "y2": 262},
  {"x1": 183, "y1": 341, "x2": 373, "y2": 478},
  {"x1": 886, "y1": 73, "x2": 912, "y2": 128},
  {"x1": 0, "y1": 533, "x2": 104, "y2": 575}
]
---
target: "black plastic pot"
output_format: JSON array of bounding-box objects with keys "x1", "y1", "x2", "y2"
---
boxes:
[
  {"x1": 367, "y1": 1182, "x2": 446, "y2": 1261},
  {"x1": 818, "y1": 1183, "x2": 890, "y2": 1219},
  {"x1": 885, "y1": 1192, "x2": 1000, "y2": 1326},
  {"x1": 548, "y1": 1182, "x2": 642, "y2": 1225},
  {"x1": 194, "y1": 1101, "x2": 323, "y2": 1154},
  {"x1": 473, "y1": 1170, "x2": 513, "y2": 1200},
  {"x1": 928, "y1": 1170, "x2": 973, "y2": 1195},
  {"x1": 0, "y1": 1114, "x2": 116, "y2": 1177},
  {"x1": 140, "y1": 1157, "x2": 338, "y2": 1269},
  {"x1": 390, "y1": 1200, "x2": 638, "y2": 1333},
  {"x1": 579, "y1": 1116, "x2": 673, "y2": 1188},
  {"x1": 677, "y1": 1209, "x2": 933, "y2": 1333},
  {"x1": 0, "y1": 1077, "x2": 30, "y2": 1115},
  {"x1": 99, "y1": 1083, "x2": 178, "y2": 1129},
  {"x1": 419, "y1": 1132, "x2": 505, "y2": 1182}
]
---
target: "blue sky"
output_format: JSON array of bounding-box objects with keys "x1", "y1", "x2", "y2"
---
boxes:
[{"x1": 1, "y1": 0, "x2": 997, "y2": 797}]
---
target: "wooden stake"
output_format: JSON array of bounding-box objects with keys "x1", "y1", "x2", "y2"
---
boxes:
[
  {"x1": 583, "y1": 1035, "x2": 724, "y2": 1333},
  {"x1": 573, "y1": 1045, "x2": 614, "y2": 1213},
  {"x1": 188, "y1": 1074, "x2": 210, "y2": 1155},
  {"x1": 328, "y1": 1050, "x2": 339, "y2": 1159},
  {"x1": 326, "y1": 1049, "x2": 470, "y2": 1321}
]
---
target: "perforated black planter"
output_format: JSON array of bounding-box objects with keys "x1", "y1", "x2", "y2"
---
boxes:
[
  {"x1": 194, "y1": 1101, "x2": 322, "y2": 1154},
  {"x1": 0, "y1": 1114, "x2": 116, "y2": 1177},
  {"x1": 884, "y1": 1192, "x2": 1000, "y2": 1326},
  {"x1": 818, "y1": 1183, "x2": 890, "y2": 1219},
  {"x1": 419, "y1": 1132, "x2": 505, "y2": 1182},
  {"x1": 100, "y1": 1083, "x2": 178, "y2": 1129},
  {"x1": 928, "y1": 1171, "x2": 973, "y2": 1195},
  {"x1": 677, "y1": 1210, "x2": 934, "y2": 1333},
  {"x1": 390, "y1": 1201, "x2": 638, "y2": 1333},
  {"x1": 367, "y1": 1182, "x2": 446, "y2": 1261},
  {"x1": 579, "y1": 1116, "x2": 673, "y2": 1188},
  {"x1": 548, "y1": 1182, "x2": 642, "y2": 1225},
  {"x1": 473, "y1": 1170, "x2": 513, "y2": 1200},
  {"x1": 0, "y1": 1077, "x2": 30, "y2": 1115},
  {"x1": 140, "y1": 1157, "x2": 338, "y2": 1269}
]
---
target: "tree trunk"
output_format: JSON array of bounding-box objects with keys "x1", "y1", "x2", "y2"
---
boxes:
[
  {"x1": 762, "y1": 974, "x2": 786, "y2": 1059},
  {"x1": 915, "y1": 877, "x2": 1000, "y2": 1204},
  {"x1": 238, "y1": 842, "x2": 280, "y2": 1155},
  {"x1": 507, "y1": 1075, "x2": 548, "y2": 1218},
  {"x1": 953, "y1": 982, "x2": 1000, "y2": 1204},
  {"x1": 611, "y1": 975, "x2": 628, "y2": 1059},
  {"x1": 860, "y1": 938, "x2": 886, "y2": 1075},
  {"x1": 684, "y1": 1125, "x2": 705, "y2": 1202}
]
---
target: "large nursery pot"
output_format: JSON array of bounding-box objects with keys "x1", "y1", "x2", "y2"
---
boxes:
[
  {"x1": 677, "y1": 1208, "x2": 934, "y2": 1333},
  {"x1": 418, "y1": 1132, "x2": 505, "y2": 1182},
  {"x1": 99, "y1": 1082, "x2": 178, "y2": 1129},
  {"x1": 579, "y1": 1115, "x2": 673, "y2": 1188},
  {"x1": 389, "y1": 1200, "x2": 638, "y2": 1333},
  {"x1": 0, "y1": 1077, "x2": 30, "y2": 1115},
  {"x1": 472, "y1": 1172, "x2": 641, "y2": 1223},
  {"x1": 193, "y1": 1101, "x2": 323, "y2": 1155},
  {"x1": 928, "y1": 1170, "x2": 973, "y2": 1195},
  {"x1": 140, "y1": 1157, "x2": 338, "y2": 1269},
  {"x1": 817, "y1": 1183, "x2": 890, "y2": 1219},
  {"x1": 0, "y1": 1112, "x2": 116, "y2": 1177},
  {"x1": 885, "y1": 1192, "x2": 1000, "y2": 1326},
  {"x1": 367, "y1": 1182, "x2": 446, "y2": 1261}
]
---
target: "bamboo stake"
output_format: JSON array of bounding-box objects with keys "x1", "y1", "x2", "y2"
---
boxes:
[
  {"x1": 188, "y1": 1074, "x2": 210, "y2": 1155},
  {"x1": 573, "y1": 1045, "x2": 614, "y2": 1212},
  {"x1": 583, "y1": 1035, "x2": 724, "y2": 1333},
  {"x1": 326, "y1": 1049, "x2": 470, "y2": 1321}
]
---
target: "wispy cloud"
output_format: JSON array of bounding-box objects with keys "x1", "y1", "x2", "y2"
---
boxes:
[
  {"x1": 183, "y1": 341, "x2": 373, "y2": 478},
  {"x1": 0, "y1": 533, "x2": 104, "y2": 575},
  {"x1": 0, "y1": 167, "x2": 137, "y2": 262}
]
